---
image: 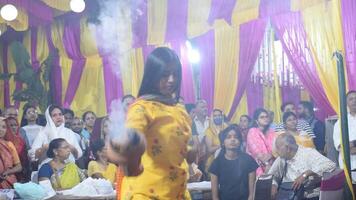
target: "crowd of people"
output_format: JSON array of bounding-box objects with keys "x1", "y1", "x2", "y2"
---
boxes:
[{"x1": 0, "y1": 47, "x2": 355, "y2": 200}]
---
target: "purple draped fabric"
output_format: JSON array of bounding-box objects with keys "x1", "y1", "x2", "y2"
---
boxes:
[
  {"x1": 165, "y1": 0, "x2": 188, "y2": 43},
  {"x1": 246, "y1": 81, "x2": 264, "y2": 116},
  {"x1": 271, "y1": 12, "x2": 335, "y2": 119},
  {"x1": 208, "y1": 0, "x2": 237, "y2": 25},
  {"x1": 0, "y1": 0, "x2": 53, "y2": 25},
  {"x1": 45, "y1": 25, "x2": 62, "y2": 106},
  {"x1": 142, "y1": 45, "x2": 155, "y2": 61},
  {"x1": 193, "y1": 31, "x2": 215, "y2": 113},
  {"x1": 2, "y1": 43, "x2": 10, "y2": 107},
  {"x1": 281, "y1": 85, "x2": 301, "y2": 106},
  {"x1": 30, "y1": 27, "x2": 40, "y2": 71},
  {"x1": 169, "y1": 41, "x2": 195, "y2": 103},
  {"x1": 259, "y1": 0, "x2": 291, "y2": 18},
  {"x1": 131, "y1": 0, "x2": 148, "y2": 48},
  {"x1": 228, "y1": 19, "x2": 267, "y2": 119},
  {"x1": 62, "y1": 19, "x2": 86, "y2": 108},
  {"x1": 341, "y1": 0, "x2": 356, "y2": 90},
  {"x1": 94, "y1": 29, "x2": 124, "y2": 112}
]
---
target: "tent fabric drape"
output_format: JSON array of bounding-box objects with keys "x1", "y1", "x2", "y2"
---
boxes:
[
  {"x1": 341, "y1": 0, "x2": 356, "y2": 90},
  {"x1": 227, "y1": 18, "x2": 267, "y2": 119},
  {"x1": 272, "y1": 11, "x2": 336, "y2": 119},
  {"x1": 301, "y1": 0, "x2": 345, "y2": 114}
]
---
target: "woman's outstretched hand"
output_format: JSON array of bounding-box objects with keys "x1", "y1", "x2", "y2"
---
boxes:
[{"x1": 106, "y1": 128, "x2": 146, "y2": 177}]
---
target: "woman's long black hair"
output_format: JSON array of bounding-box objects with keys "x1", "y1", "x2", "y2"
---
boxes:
[{"x1": 138, "y1": 47, "x2": 182, "y2": 102}]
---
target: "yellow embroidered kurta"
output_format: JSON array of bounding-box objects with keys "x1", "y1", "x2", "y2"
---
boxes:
[
  {"x1": 88, "y1": 161, "x2": 117, "y2": 184},
  {"x1": 121, "y1": 99, "x2": 192, "y2": 200}
]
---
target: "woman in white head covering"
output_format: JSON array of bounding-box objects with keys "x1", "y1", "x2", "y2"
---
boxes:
[{"x1": 29, "y1": 105, "x2": 82, "y2": 166}]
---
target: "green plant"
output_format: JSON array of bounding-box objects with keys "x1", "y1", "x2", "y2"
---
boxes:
[{"x1": 0, "y1": 41, "x2": 56, "y2": 113}]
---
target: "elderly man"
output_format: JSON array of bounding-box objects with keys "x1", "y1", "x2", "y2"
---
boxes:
[{"x1": 269, "y1": 133, "x2": 336, "y2": 200}]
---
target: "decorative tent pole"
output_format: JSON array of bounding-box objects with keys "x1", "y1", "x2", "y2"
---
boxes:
[{"x1": 334, "y1": 51, "x2": 354, "y2": 200}]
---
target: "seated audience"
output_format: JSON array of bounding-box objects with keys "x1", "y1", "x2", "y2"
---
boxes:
[
  {"x1": 275, "y1": 102, "x2": 314, "y2": 138},
  {"x1": 269, "y1": 133, "x2": 336, "y2": 200},
  {"x1": 63, "y1": 108, "x2": 74, "y2": 128},
  {"x1": 71, "y1": 117, "x2": 90, "y2": 169},
  {"x1": 4, "y1": 117, "x2": 30, "y2": 182},
  {"x1": 88, "y1": 139, "x2": 116, "y2": 184},
  {"x1": 29, "y1": 105, "x2": 82, "y2": 166},
  {"x1": 0, "y1": 117, "x2": 22, "y2": 189},
  {"x1": 205, "y1": 109, "x2": 228, "y2": 173},
  {"x1": 333, "y1": 91, "x2": 356, "y2": 182},
  {"x1": 209, "y1": 124, "x2": 258, "y2": 200},
  {"x1": 82, "y1": 111, "x2": 96, "y2": 138},
  {"x1": 298, "y1": 101, "x2": 325, "y2": 152},
  {"x1": 282, "y1": 112, "x2": 315, "y2": 148},
  {"x1": 38, "y1": 138, "x2": 86, "y2": 190},
  {"x1": 20, "y1": 105, "x2": 43, "y2": 149},
  {"x1": 247, "y1": 108, "x2": 277, "y2": 176},
  {"x1": 239, "y1": 114, "x2": 252, "y2": 151},
  {"x1": 4, "y1": 106, "x2": 18, "y2": 119}
]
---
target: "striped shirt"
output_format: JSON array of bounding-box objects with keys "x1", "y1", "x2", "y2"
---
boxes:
[{"x1": 275, "y1": 119, "x2": 315, "y2": 138}]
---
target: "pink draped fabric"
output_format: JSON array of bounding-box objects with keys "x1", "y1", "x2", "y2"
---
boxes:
[
  {"x1": 271, "y1": 12, "x2": 335, "y2": 119},
  {"x1": 246, "y1": 82, "x2": 264, "y2": 116},
  {"x1": 341, "y1": 0, "x2": 356, "y2": 90},
  {"x1": 193, "y1": 31, "x2": 215, "y2": 113},
  {"x1": 45, "y1": 25, "x2": 62, "y2": 106},
  {"x1": 179, "y1": 45, "x2": 196, "y2": 104},
  {"x1": 131, "y1": 0, "x2": 148, "y2": 48},
  {"x1": 282, "y1": 85, "x2": 301, "y2": 106},
  {"x1": 62, "y1": 19, "x2": 86, "y2": 108},
  {"x1": 228, "y1": 19, "x2": 267, "y2": 119},
  {"x1": 165, "y1": 0, "x2": 188, "y2": 43},
  {"x1": 208, "y1": 0, "x2": 237, "y2": 24}
]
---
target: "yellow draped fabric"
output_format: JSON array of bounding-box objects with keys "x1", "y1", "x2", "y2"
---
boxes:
[
  {"x1": 131, "y1": 48, "x2": 144, "y2": 97},
  {"x1": 263, "y1": 85, "x2": 282, "y2": 123},
  {"x1": 213, "y1": 20, "x2": 239, "y2": 115},
  {"x1": 187, "y1": 0, "x2": 212, "y2": 38},
  {"x1": 51, "y1": 20, "x2": 69, "y2": 58},
  {"x1": 271, "y1": 29, "x2": 282, "y2": 123},
  {"x1": 41, "y1": 0, "x2": 71, "y2": 11},
  {"x1": 60, "y1": 57, "x2": 73, "y2": 102},
  {"x1": 291, "y1": 0, "x2": 325, "y2": 11},
  {"x1": 36, "y1": 27, "x2": 50, "y2": 64},
  {"x1": 71, "y1": 55, "x2": 106, "y2": 117},
  {"x1": 231, "y1": 0, "x2": 260, "y2": 26},
  {"x1": 230, "y1": 92, "x2": 248, "y2": 123},
  {"x1": 302, "y1": 0, "x2": 345, "y2": 113},
  {"x1": 79, "y1": 17, "x2": 99, "y2": 57},
  {"x1": 147, "y1": 0, "x2": 167, "y2": 45},
  {"x1": 0, "y1": 7, "x2": 28, "y2": 31}
]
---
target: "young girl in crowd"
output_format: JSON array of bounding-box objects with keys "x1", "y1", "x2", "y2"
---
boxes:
[
  {"x1": 88, "y1": 139, "x2": 116, "y2": 184},
  {"x1": 209, "y1": 124, "x2": 258, "y2": 200}
]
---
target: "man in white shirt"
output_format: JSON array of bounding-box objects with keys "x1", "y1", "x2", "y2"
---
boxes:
[
  {"x1": 333, "y1": 90, "x2": 356, "y2": 182},
  {"x1": 270, "y1": 133, "x2": 336, "y2": 199},
  {"x1": 193, "y1": 99, "x2": 209, "y2": 142}
]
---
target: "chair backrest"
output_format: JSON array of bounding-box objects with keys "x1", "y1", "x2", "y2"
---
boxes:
[
  {"x1": 319, "y1": 168, "x2": 345, "y2": 200},
  {"x1": 254, "y1": 174, "x2": 273, "y2": 200}
]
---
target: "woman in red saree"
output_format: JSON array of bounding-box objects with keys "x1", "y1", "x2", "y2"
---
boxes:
[
  {"x1": 4, "y1": 117, "x2": 29, "y2": 182},
  {"x1": 0, "y1": 117, "x2": 22, "y2": 189}
]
